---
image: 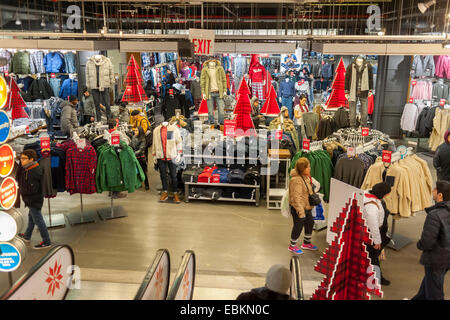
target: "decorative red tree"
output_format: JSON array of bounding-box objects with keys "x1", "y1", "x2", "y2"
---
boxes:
[
  {"x1": 122, "y1": 55, "x2": 148, "y2": 103},
  {"x1": 260, "y1": 85, "x2": 280, "y2": 116},
  {"x1": 325, "y1": 57, "x2": 348, "y2": 109},
  {"x1": 233, "y1": 79, "x2": 255, "y2": 135},
  {"x1": 311, "y1": 193, "x2": 383, "y2": 300},
  {"x1": 6, "y1": 76, "x2": 29, "y2": 119}
]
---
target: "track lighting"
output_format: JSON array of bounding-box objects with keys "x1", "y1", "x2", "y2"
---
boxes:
[{"x1": 40, "y1": 17, "x2": 46, "y2": 27}]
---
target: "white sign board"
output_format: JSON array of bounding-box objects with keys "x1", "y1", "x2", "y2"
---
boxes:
[
  {"x1": 189, "y1": 29, "x2": 215, "y2": 56},
  {"x1": 0, "y1": 211, "x2": 17, "y2": 241},
  {"x1": 327, "y1": 178, "x2": 365, "y2": 244}
]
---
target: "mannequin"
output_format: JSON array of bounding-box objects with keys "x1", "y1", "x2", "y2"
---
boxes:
[
  {"x1": 86, "y1": 54, "x2": 115, "y2": 121},
  {"x1": 344, "y1": 56, "x2": 373, "y2": 128},
  {"x1": 278, "y1": 77, "x2": 296, "y2": 120},
  {"x1": 248, "y1": 61, "x2": 267, "y2": 100},
  {"x1": 152, "y1": 121, "x2": 183, "y2": 203},
  {"x1": 163, "y1": 89, "x2": 181, "y2": 121},
  {"x1": 200, "y1": 59, "x2": 227, "y2": 125}
]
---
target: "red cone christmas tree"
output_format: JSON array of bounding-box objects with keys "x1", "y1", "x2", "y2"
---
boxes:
[
  {"x1": 311, "y1": 193, "x2": 383, "y2": 300},
  {"x1": 5, "y1": 76, "x2": 29, "y2": 119},
  {"x1": 233, "y1": 79, "x2": 255, "y2": 135},
  {"x1": 325, "y1": 57, "x2": 348, "y2": 109},
  {"x1": 122, "y1": 55, "x2": 148, "y2": 103},
  {"x1": 260, "y1": 85, "x2": 280, "y2": 116}
]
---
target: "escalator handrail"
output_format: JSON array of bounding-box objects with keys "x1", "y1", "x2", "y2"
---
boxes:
[
  {"x1": 1, "y1": 245, "x2": 75, "y2": 300},
  {"x1": 134, "y1": 249, "x2": 170, "y2": 300},
  {"x1": 290, "y1": 256, "x2": 304, "y2": 300},
  {"x1": 166, "y1": 250, "x2": 196, "y2": 300}
]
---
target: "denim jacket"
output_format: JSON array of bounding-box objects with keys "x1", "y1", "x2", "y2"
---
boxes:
[{"x1": 64, "y1": 52, "x2": 76, "y2": 74}]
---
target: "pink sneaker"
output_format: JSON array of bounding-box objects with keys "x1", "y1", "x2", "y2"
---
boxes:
[
  {"x1": 301, "y1": 243, "x2": 318, "y2": 251},
  {"x1": 288, "y1": 245, "x2": 303, "y2": 255}
]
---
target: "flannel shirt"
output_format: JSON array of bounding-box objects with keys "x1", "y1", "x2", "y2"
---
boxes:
[
  {"x1": 30, "y1": 51, "x2": 45, "y2": 74},
  {"x1": 60, "y1": 140, "x2": 97, "y2": 195},
  {"x1": 0, "y1": 50, "x2": 12, "y2": 73},
  {"x1": 141, "y1": 53, "x2": 151, "y2": 68}
]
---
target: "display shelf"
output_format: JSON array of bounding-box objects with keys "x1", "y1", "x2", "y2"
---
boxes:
[
  {"x1": 188, "y1": 196, "x2": 258, "y2": 204},
  {"x1": 185, "y1": 181, "x2": 259, "y2": 188}
]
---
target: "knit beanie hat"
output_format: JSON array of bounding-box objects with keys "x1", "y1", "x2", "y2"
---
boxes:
[
  {"x1": 131, "y1": 110, "x2": 140, "y2": 117},
  {"x1": 444, "y1": 130, "x2": 450, "y2": 144},
  {"x1": 265, "y1": 264, "x2": 291, "y2": 295},
  {"x1": 369, "y1": 182, "x2": 392, "y2": 200}
]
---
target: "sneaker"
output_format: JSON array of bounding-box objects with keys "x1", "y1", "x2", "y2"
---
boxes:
[
  {"x1": 159, "y1": 192, "x2": 169, "y2": 202},
  {"x1": 381, "y1": 277, "x2": 391, "y2": 286},
  {"x1": 301, "y1": 243, "x2": 318, "y2": 251},
  {"x1": 17, "y1": 233, "x2": 30, "y2": 243},
  {"x1": 34, "y1": 242, "x2": 51, "y2": 250},
  {"x1": 173, "y1": 193, "x2": 181, "y2": 203},
  {"x1": 288, "y1": 245, "x2": 303, "y2": 255}
]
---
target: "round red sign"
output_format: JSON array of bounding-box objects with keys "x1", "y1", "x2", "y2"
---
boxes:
[
  {"x1": 0, "y1": 177, "x2": 18, "y2": 210},
  {"x1": 0, "y1": 144, "x2": 14, "y2": 178}
]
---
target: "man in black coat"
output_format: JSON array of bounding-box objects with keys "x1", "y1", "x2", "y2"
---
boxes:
[
  {"x1": 433, "y1": 130, "x2": 450, "y2": 182},
  {"x1": 17, "y1": 150, "x2": 52, "y2": 249},
  {"x1": 412, "y1": 181, "x2": 450, "y2": 300}
]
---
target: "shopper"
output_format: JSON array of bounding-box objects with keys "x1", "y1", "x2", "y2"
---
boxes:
[
  {"x1": 236, "y1": 264, "x2": 291, "y2": 300},
  {"x1": 118, "y1": 103, "x2": 130, "y2": 124},
  {"x1": 412, "y1": 181, "x2": 450, "y2": 300},
  {"x1": 226, "y1": 70, "x2": 231, "y2": 95},
  {"x1": 165, "y1": 69, "x2": 176, "y2": 88},
  {"x1": 288, "y1": 157, "x2": 318, "y2": 255},
  {"x1": 60, "y1": 95, "x2": 79, "y2": 137},
  {"x1": 363, "y1": 182, "x2": 392, "y2": 286},
  {"x1": 293, "y1": 94, "x2": 308, "y2": 145},
  {"x1": 250, "y1": 96, "x2": 264, "y2": 129},
  {"x1": 17, "y1": 150, "x2": 51, "y2": 249},
  {"x1": 130, "y1": 109, "x2": 150, "y2": 133},
  {"x1": 433, "y1": 130, "x2": 450, "y2": 182},
  {"x1": 130, "y1": 126, "x2": 149, "y2": 190},
  {"x1": 81, "y1": 87, "x2": 96, "y2": 125}
]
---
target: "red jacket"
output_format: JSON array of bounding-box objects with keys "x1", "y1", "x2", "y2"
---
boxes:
[{"x1": 249, "y1": 62, "x2": 266, "y2": 83}]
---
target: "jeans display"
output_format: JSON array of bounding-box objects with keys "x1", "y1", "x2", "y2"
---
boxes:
[
  {"x1": 281, "y1": 97, "x2": 294, "y2": 119},
  {"x1": 207, "y1": 92, "x2": 225, "y2": 125},
  {"x1": 349, "y1": 96, "x2": 368, "y2": 127},
  {"x1": 24, "y1": 207, "x2": 51, "y2": 245},
  {"x1": 91, "y1": 88, "x2": 111, "y2": 120},
  {"x1": 157, "y1": 159, "x2": 178, "y2": 193}
]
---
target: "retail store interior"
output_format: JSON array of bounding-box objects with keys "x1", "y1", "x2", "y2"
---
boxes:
[{"x1": 0, "y1": 0, "x2": 449, "y2": 301}]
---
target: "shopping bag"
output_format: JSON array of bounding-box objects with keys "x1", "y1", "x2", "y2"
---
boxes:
[
  {"x1": 281, "y1": 189, "x2": 290, "y2": 218},
  {"x1": 313, "y1": 202, "x2": 325, "y2": 221}
]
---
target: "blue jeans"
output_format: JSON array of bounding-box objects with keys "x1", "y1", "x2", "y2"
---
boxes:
[
  {"x1": 207, "y1": 92, "x2": 224, "y2": 125},
  {"x1": 412, "y1": 266, "x2": 449, "y2": 300},
  {"x1": 157, "y1": 159, "x2": 178, "y2": 193},
  {"x1": 281, "y1": 97, "x2": 294, "y2": 119},
  {"x1": 24, "y1": 207, "x2": 51, "y2": 245}
]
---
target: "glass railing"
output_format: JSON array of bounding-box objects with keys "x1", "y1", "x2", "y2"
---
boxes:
[{"x1": 166, "y1": 250, "x2": 196, "y2": 300}]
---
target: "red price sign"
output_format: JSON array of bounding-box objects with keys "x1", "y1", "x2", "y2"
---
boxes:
[
  {"x1": 224, "y1": 120, "x2": 236, "y2": 137},
  {"x1": 25, "y1": 126, "x2": 30, "y2": 134},
  {"x1": 275, "y1": 130, "x2": 283, "y2": 140},
  {"x1": 4, "y1": 71, "x2": 8, "y2": 77},
  {"x1": 40, "y1": 136, "x2": 50, "y2": 150},
  {"x1": 411, "y1": 80, "x2": 416, "y2": 86},
  {"x1": 297, "y1": 80, "x2": 304, "y2": 86},
  {"x1": 111, "y1": 133, "x2": 120, "y2": 145},
  {"x1": 0, "y1": 177, "x2": 17, "y2": 210},
  {"x1": 211, "y1": 175, "x2": 220, "y2": 183},
  {"x1": 0, "y1": 144, "x2": 14, "y2": 178},
  {"x1": 303, "y1": 139, "x2": 310, "y2": 151},
  {"x1": 362, "y1": 127, "x2": 369, "y2": 136},
  {"x1": 382, "y1": 150, "x2": 392, "y2": 163},
  {"x1": 51, "y1": 73, "x2": 56, "y2": 78},
  {"x1": 409, "y1": 97, "x2": 414, "y2": 103},
  {"x1": 440, "y1": 99, "x2": 446, "y2": 107}
]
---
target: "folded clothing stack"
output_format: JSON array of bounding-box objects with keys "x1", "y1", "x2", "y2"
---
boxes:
[
  {"x1": 222, "y1": 188, "x2": 256, "y2": 200},
  {"x1": 212, "y1": 168, "x2": 230, "y2": 183},
  {"x1": 197, "y1": 166, "x2": 218, "y2": 182},
  {"x1": 189, "y1": 187, "x2": 222, "y2": 200},
  {"x1": 182, "y1": 166, "x2": 204, "y2": 183},
  {"x1": 228, "y1": 168, "x2": 245, "y2": 184},
  {"x1": 243, "y1": 166, "x2": 260, "y2": 185}
]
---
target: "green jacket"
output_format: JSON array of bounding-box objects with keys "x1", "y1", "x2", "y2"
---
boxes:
[
  {"x1": 10, "y1": 51, "x2": 30, "y2": 74},
  {"x1": 96, "y1": 142, "x2": 145, "y2": 193},
  {"x1": 200, "y1": 59, "x2": 227, "y2": 99}
]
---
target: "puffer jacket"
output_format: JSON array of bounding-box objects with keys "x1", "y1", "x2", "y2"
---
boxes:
[
  {"x1": 10, "y1": 51, "x2": 30, "y2": 74},
  {"x1": 60, "y1": 101, "x2": 79, "y2": 137},
  {"x1": 43, "y1": 52, "x2": 65, "y2": 73},
  {"x1": 151, "y1": 124, "x2": 182, "y2": 160},
  {"x1": 16, "y1": 162, "x2": 44, "y2": 210},
  {"x1": 130, "y1": 113, "x2": 150, "y2": 133},
  {"x1": 417, "y1": 201, "x2": 450, "y2": 268},
  {"x1": 200, "y1": 59, "x2": 227, "y2": 99},
  {"x1": 85, "y1": 55, "x2": 115, "y2": 91},
  {"x1": 433, "y1": 130, "x2": 450, "y2": 182},
  {"x1": 289, "y1": 169, "x2": 313, "y2": 218}
]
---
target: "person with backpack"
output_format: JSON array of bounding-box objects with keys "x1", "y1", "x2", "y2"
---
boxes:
[
  {"x1": 130, "y1": 126, "x2": 149, "y2": 190},
  {"x1": 412, "y1": 181, "x2": 450, "y2": 300}
]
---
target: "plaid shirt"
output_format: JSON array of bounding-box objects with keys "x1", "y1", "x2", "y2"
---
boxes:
[
  {"x1": 0, "y1": 50, "x2": 12, "y2": 73},
  {"x1": 141, "y1": 53, "x2": 151, "y2": 68},
  {"x1": 60, "y1": 140, "x2": 97, "y2": 195},
  {"x1": 30, "y1": 51, "x2": 45, "y2": 74}
]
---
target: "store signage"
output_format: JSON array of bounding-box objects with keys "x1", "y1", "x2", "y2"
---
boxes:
[
  {"x1": 0, "y1": 177, "x2": 18, "y2": 210},
  {"x1": 40, "y1": 136, "x2": 50, "y2": 151},
  {"x1": 224, "y1": 120, "x2": 236, "y2": 137},
  {"x1": 382, "y1": 150, "x2": 392, "y2": 163},
  {"x1": 51, "y1": 73, "x2": 56, "y2": 79},
  {"x1": 0, "y1": 110, "x2": 11, "y2": 144},
  {"x1": 440, "y1": 99, "x2": 446, "y2": 107},
  {"x1": 275, "y1": 130, "x2": 283, "y2": 140},
  {"x1": 0, "y1": 242, "x2": 21, "y2": 272},
  {"x1": 4, "y1": 72, "x2": 8, "y2": 77},
  {"x1": 25, "y1": 126, "x2": 30, "y2": 134},
  {"x1": 297, "y1": 80, "x2": 304, "y2": 86},
  {"x1": 0, "y1": 211, "x2": 17, "y2": 242},
  {"x1": 111, "y1": 133, "x2": 120, "y2": 145},
  {"x1": 303, "y1": 139, "x2": 310, "y2": 151},
  {"x1": 361, "y1": 127, "x2": 369, "y2": 137},
  {"x1": 0, "y1": 144, "x2": 14, "y2": 178},
  {"x1": 189, "y1": 29, "x2": 215, "y2": 56},
  {"x1": 0, "y1": 75, "x2": 8, "y2": 110},
  {"x1": 411, "y1": 80, "x2": 416, "y2": 86},
  {"x1": 409, "y1": 97, "x2": 414, "y2": 103},
  {"x1": 347, "y1": 147, "x2": 356, "y2": 157}
]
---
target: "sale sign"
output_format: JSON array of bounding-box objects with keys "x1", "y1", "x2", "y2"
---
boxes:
[
  {"x1": 275, "y1": 130, "x2": 283, "y2": 140},
  {"x1": 409, "y1": 97, "x2": 414, "y2": 103},
  {"x1": 189, "y1": 29, "x2": 215, "y2": 56},
  {"x1": 0, "y1": 177, "x2": 18, "y2": 210},
  {"x1": 51, "y1": 73, "x2": 56, "y2": 79},
  {"x1": 361, "y1": 127, "x2": 369, "y2": 136},
  {"x1": 411, "y1": 80, "x2": 416, "y2": 86},
  {"x1": 0, "y1": 75, "x2": 8, "y2": 109},
  {"x1": 40, "y1": 136, "x2": 50, "y2": 151},
  {"x1": 0, "y1": 110, "x2": 11, "y2": 144},
  {"x1": 297, "y1": 80, "x2": 305, "y2": 86},
  {"x1": 0, "y1": 144, "x2": 14, "y2": 178},
  {"x1": 382, "y1": 150, "x2": 392, "y2": 163},
  {"x1": 111, "y1": 133, "x2": 120, "y2": 145},
  {"x1": 303, "y1": 139, "x2": 310, "y2": 151},
  {"x1": 224, "y1": 120, "x2": 236, "y2": 137},
  {"x1": 440, "y1": 99, "x2": 446, "y2": 107}
]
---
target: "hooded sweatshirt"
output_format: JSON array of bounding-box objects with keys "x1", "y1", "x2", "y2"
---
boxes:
[{"x1": 433, "y1": 130, "x2": 450, "y2": 181}]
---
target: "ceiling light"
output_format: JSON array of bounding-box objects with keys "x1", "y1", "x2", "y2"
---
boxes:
[
  {"x1": 418, "y1": 0, "x2": 436, "y2": 14},
  {"x1": 119, "y1": 30, "x2": 123, "y2": 36},
  {"x1": 40, "y1": 17, "x2": 46, "y2": 27},
  {"x1": 83, "y1": 29, "x2": 87, "y2": 35},
  {"x1": 15, "y1": 19, "x2": 21, "y2": 26}
]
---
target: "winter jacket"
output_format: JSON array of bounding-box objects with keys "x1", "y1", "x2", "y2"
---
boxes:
[
  {"x1": 333, "y1": 107, "x2": 350, "y2": 129},
  {"x1": 151, "y1": 124, "x2": 182, "y2": 160},
  {"x1": 43, "y1": 52, "x2": 65, "y2": 73},
  {"x1": 433, "y1": 140, "x2": 450, "y2": 182},
  {"x1": 412, "y1": 55, "x2": 435, "y2": 78},
  {"x1": 200, "y1": 59, "x2": 227, "y2": 99},
  {"x1": 130, "y1": 135, "x2": 147, "y2": 159},
  {"x1": 29, "y1": 78, "x2": 54, "y2": 100},
  {"x1": 417, "y1": 201, "x2": 450, "y2": 268},
  {"x1": 432, "y1": 82, "x2": 449, "y2": 101},
  {"x1": 82, "y1": 94, "x2": 96, "y2": 117},
  {"x1": 64, "y1": 52, "x2": 77, "y2": 74},
  {"x1": 416, "y1": 107, "x2": 431, "y2": 138},
  {"x1": 236, "y1": 287, "x2": 290, "y2": 301},
  {"x1": 434, "y1": 55, "x2": 450, "y2": 79},
  {"x1": 130, "y1": 114, "x2": 150, "y2": 133},
  {"x1": 278, "y1": 80, "x2": 296, "y2": 98},
  {"x1": 249, "y1": 62, "x2": 266, "y2": 83},
  {"x1": 85, "y1": 55, "x2": 115, "y2": 91},
  {"x1": 344, "y1": 61, "x2": 374, "y2": 99},
  {"x1": 163, "y1": 95, "x2": 181, "y2": 120},
  {"x1": 59, "y1": 79, "x2": 78, "y2": 99},
  {"x1": 363, "y1": 194, "x2": 385, "y2": 245},
  {"x1": 16, "y1": 162, "x2": 44, "y2": 209},
  {"x1": 10, "y1": 51, "x2": 30, "y2": 74},
  {"x1": 289, "y1": 169, "x2": 313, "y2": 218},
  {"x1": 190, "y1": 79, "x2": 202, "y2": 100},
  {"x1": 60, "y1": 101, "x2": 79, "y2": 137}
]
